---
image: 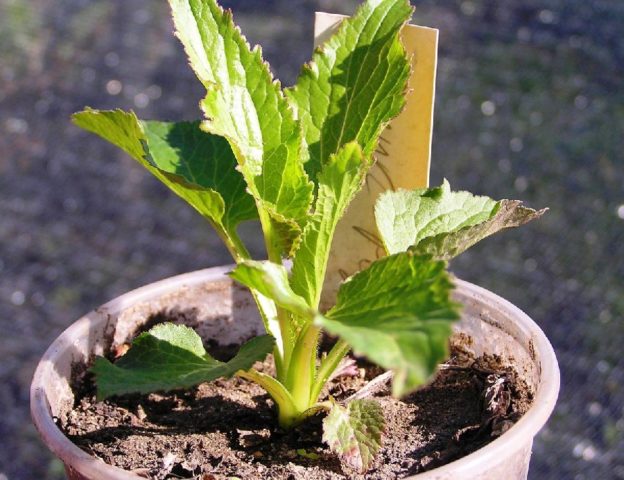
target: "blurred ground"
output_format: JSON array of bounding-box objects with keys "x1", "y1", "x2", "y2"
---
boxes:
[{"x1": 0, "y1": 0, "x2": 622, "y2": 478}]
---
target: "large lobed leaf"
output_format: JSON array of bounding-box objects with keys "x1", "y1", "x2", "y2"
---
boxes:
[
  {"x1": 72, "y1": 109, "x2": 255, "y2": 253},
  {"x1": 317, "y1": 252, "x2": 460, "y2": 397},
  {"x1": 323, "y1": 399, "x2": 385, "y2": 473},
  {"x1": 92, "y1": 323, "x2": 274, "y2": 399},
  {"x1": 169, "y1": 0, "x2": 313, "y2": 252},
  {"x1": 286, "y1": 0, "x2": 413, "y2": 183},
  {"x1": 375, "y1": 180, "x2": 547, "y2": 259}
]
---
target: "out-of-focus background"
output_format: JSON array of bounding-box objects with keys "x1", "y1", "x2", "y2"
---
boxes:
[{"x1": 0, "y1": 0, "x2": 622, "y2": 478}]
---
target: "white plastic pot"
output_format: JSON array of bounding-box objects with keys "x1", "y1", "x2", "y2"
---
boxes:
[{"x1": 31, "y1": 266, "x2": 559, "y2": 480}]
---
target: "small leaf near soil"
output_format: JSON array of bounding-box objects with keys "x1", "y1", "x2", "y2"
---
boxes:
[
  {"x1": 375, "y1": 179, "x2": 547, "y2": 259},
  {"x1": 91, "y1": 323, "x2": 274, "y2": 399},
  {"x1": 322, "y1": 399, "x2": 385, "y2": 473}
]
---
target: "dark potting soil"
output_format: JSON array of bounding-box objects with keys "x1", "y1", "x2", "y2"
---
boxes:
[{"x1": 61, "y1": 338, "x2": 533, "y2": 480}]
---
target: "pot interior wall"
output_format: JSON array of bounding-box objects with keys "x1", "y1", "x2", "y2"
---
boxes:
[{"x1": 451, "y1": 285, "x2": 539, "y2": 392}]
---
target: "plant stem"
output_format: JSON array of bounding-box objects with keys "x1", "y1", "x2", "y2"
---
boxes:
[
  {"x1": 237, "y1": 369, "x2": 300, "y2": 429},
  {"x1": 257, "y1": 207, "x2": 283, "y2": 264},
  {"x1": 275, "y1": 307, "x2": 293, "y2": 383},
  {"x1": 287, "y1": 323, "x2": 321, "y2": 411},
  {"x1": 309, "y1": 339, "x2": 351, "y2": 404},
  {"x1": 212, "y1": 223, "x2": 250, "y2": 263},
  {"x1": 215, "y1": 222, "x2": 290, "y2": 378},
  {"x1": 228, "y1": 231, "x2": 252, "y2": 262},
  {"x1": 256, "y1": 208, "x2": 294, "y2": 381},
  {"x1": 255, "y1": 293, "x2": 288, "y2": 379}
]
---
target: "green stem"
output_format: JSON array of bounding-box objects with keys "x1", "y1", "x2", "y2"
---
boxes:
[
  {"x1": 216, "y1": 223, "x2": 289, "y2": 380},
  {"x1": 237, "y1": 369, "x2": 300, "y2": 429},
  {"x1": 275, "y1": 307, "x2": 293, "y2": 383},
  {"x1": 212, "y1": 222, "x2": 250, "y2": 263},
  {"x1": 216, "y1": 212, "x2": 292, "y2": 379},
  {"x1": 310, "y1": 339, "x2": 351, "y2": 404},
  {"x1": 257, "y1": 207, "x2": 282, "y2": 264},
  {"x1": 228, "y1": 231, "x2": 251, "y2": 261},
  {"x1": 287, "y1": 324, "x2": 321, "y2": 411},
  {"x1": 248, "y1": 291, "x2": 285, "y2": 375},
  {"x1": 256, "y1": 207, "x2": 296, "y2": 384}
]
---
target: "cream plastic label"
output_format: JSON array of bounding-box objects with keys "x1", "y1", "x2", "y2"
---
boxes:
[{"x1": 314, "y1": 13, "x2": 439, "y2": 309}]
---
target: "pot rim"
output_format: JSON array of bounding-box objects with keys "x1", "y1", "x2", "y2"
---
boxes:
[{"x1": 31, "y1": 266, "x2": 559, "y2": 479}]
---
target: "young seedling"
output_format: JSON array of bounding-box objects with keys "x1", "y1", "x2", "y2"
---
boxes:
[{"x1": 75, "y1": 0, "x2": 545, "y2": 472}]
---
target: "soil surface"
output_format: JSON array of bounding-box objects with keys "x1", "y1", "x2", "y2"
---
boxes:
[{"x1": 61, "y1": 340, "x2": 533, "y2": 479}]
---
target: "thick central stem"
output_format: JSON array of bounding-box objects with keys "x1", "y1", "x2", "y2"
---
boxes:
[
  {"x1": 287, "y1": 323, "x2": 321, "y2": 412},
  {"x1": 237, "y1": 369, "x2": 300, "y2": 428}
]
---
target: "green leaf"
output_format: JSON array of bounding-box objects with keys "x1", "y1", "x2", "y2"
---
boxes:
[
  {"x1": 290, "y1": 142, "x2": 366, "y2": 308},
  {"x1": 229, "y1": 261, "x2": 312, "y2": 318},
  {"x1": 317, "y1": 252, "x2": 460, "y2": 397},
  {"x1": 375, "y1": 180, "x2": 547, "y2": 259},
  {"x1": 141, "y1": 120, "x2": 257, "y2": 229},
  {"x1": 72, "y1": 109, "x2": 255, "y2": 255},
  {"x1": 286, "y1": 0, "x2": 412, "y2": 182},
  {"x1": 92, "y1": 323, "x2": 274, "y2": 399},
  {"x1": 322, "y1": 399, "x2": 385, "y2": 473},
  {"x1": 169, "y1": 0, "x2": 313, "y2": 252}
]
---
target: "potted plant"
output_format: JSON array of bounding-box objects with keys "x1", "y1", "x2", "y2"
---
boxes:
[{"x1": 31, "y1": 0, "x2": 560, "y2": 478}]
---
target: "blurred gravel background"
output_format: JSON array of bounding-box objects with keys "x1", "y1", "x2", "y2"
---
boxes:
[{"x1": 1, "y1": 0, "x2": 622, "y2": 478}]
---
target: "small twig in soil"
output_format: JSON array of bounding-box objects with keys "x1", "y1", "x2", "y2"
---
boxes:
[{"x1": 345, "y1": 371, "x2": 394, "y2": 402}]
